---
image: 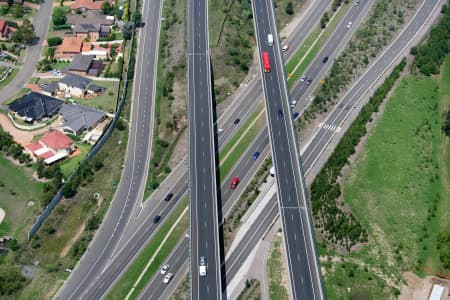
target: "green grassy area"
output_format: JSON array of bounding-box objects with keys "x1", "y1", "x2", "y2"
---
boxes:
[
  {"x1": 286, "y1": 3, "x2": 350, "y2": 87},
  {"x1": 208, "y1": 0, "x2": 228, "y2": 46},
  {"x1": 59, "y1": 142, "x2": 92, "y2": 178},
  {"x1": 0, "y1": 156, "x2": 43, "y2": 237},
  {"x1": 0, "y1": 68, "x2": 19, "y2": 90},
  {"x1": 75, "y1": 80, "x2": 120, "y2": 113},
  {"x1": 322, "y1": 73, "x2": 445, "y2": 298},
  {"x1": 106, "y1": 198, "x2": 188, "y2": 300},
  {"x1": 268, "y1": 235, "x2": 289, "y2": 299},
  {"x1": 51, "y1": 61, "x2": 70, "y2": 71}
]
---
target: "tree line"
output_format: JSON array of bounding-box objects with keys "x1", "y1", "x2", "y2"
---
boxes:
[{"x1": 310, "y1": 58, "x2": 407, "y2": 251}]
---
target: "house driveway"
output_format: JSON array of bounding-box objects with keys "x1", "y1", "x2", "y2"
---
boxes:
[{"x1": 0, "y1": 114, "x2": 62, "y2": 146}]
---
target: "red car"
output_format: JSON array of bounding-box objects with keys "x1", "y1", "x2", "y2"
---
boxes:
[{"x1": 230, "y1": 177, "x2": 240, "y2": 189}]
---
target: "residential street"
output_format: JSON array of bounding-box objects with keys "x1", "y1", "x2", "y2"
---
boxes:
[{"x1": 0, "y1": 0, "x2": 54, "y2": 104}]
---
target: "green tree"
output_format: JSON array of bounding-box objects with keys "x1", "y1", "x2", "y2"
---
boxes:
[
  {"x1": 0, "y1": 265, "x2": 28, "y2": 295},
  {"x1": 52, "y1": 7, "x2": 67, "y2": 26},
  {"x1": 12, "y1": 19, "x2": 36, "y2": 44},
  {"x1": 11, "y1": 4, "x2": 24, "y2": 18},
  {"x1": 285, "y1": 2, "x2": 293, "y2": 15},
  {"x1": 443, "y1": 109, "x2": 450, "y2": 137},
  {"x1": 47, "y1": 36, "x2": 62, "y2": 47},
  {"x1": 101, "y1": 1, "x2": 113, "y2": 15},
  {"x1": 439, "y1": 226, "x2": 450, "y2": 268},
  {"x1": 122, "y1": 22, "x2": 134, "y2": 40}
]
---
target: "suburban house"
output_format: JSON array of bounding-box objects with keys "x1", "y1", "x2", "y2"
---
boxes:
[
  {"x1": 73, "y1": 23, "x2": 111, "y2": 41},
  {"x1": 58, "y1": 72, "x2": 104, "y2": 98},
  {"x1": 82, "y1": 43, "x2": 110, "y2": 59},
  {"x1": 63, "y1": 54, "x2": 104, "y2": 76},
  {"x1": 40, "y1": 82, "x2": 59, "y2": 97},
  {"x1": 0, "y1": 19, "x2": 10, "y2": 41},
  {"x1": 56, "y1": 36, "x2": 84, "y2": 59},
  {"x1": 26, "y1": 130, "x2": 75, "y2": 165},
  {"x1": 8, "y1": 92, "x2": 64, "y2": 123},
  {"x1": 59, "y1": 103, "x2": 106, "y2": 136},
  {"x1": 70, "y1": 0, "x2": 111, "y2": 13}
]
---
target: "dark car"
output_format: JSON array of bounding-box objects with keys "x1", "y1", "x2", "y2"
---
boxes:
[
  {"x1": 278, "y1": 109, "x2": 284, "y2": 117},
  {"x1": 292, "y1": 112, "x2": 299, "y2": 119},
  {"x1": 233, "y1": 118, "x2": 240, "y2": 124},
  {"x1": 306, "y1": 79, "x2": 312, "y2": 85},
  {"x1": 322, "y1": 56, "x2": 329, "y2": 63},
  {"x1": 153, "y1": 215, "x2": 161, "y2": 224},
  {"x1": 164, "y1": 192, "x2": 174, "y2": 201},
  {"x1": 252, "y1": 151, "x2": 260, "y2": 160}
]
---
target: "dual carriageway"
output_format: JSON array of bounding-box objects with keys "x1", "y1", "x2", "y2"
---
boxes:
[{"x1": 56, "y1": 0, "x2": 446, "y2": 298}]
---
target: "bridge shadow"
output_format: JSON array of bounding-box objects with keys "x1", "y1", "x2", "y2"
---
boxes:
[{"x1": 209, "y1": 58, "x2": 227, "y2": 298}]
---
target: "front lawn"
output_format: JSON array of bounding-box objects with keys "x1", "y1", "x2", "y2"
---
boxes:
[{"x1": 59, "y1": 142, "x2": 92, "y2": 178}]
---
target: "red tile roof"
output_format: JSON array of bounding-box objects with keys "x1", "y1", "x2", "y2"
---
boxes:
[
  {"x1": 25, "y1": 84, "x2": 42, "y2": 93},
  {"x1": 26, "y1": 142, "x2": 43, "y2": 152},
  {"x1": 60, "y1": 36, "x2": 84, "y2": 54},
  {"x1": 40, "y1": 131, "x2": 73, "y2": 150},
  {"x1": 0, "y1": 20, "x2": 6, "y2": 33}
]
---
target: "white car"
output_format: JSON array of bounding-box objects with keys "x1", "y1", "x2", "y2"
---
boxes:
[
  {"x1": 160, "y1": 264, "x2": 170, "y2": 275},
  {"x1": 218, "y1": 128, "x2": 224, "y2": 135},
  {"x1": 354, "y1": 1, "x2": 360, "y2": 5},
  {"x1": 290, "y1": 100, "x2": 297, "y2": 108},
  {"x1": 282, "y1": 44, "x2": 289, "y2": 52},
  {"x1": 346, "y1": 21, "x2": 353, "y2": 28},
  {"x1": 199, "y1": 256, "x2": 207, "y2": 276},
  {"x1": 300, "y1": 76, "x2": 307, "y2": 82},
  {"x1": 163, "y1": 273, "x2": 173, "y2": 284}
]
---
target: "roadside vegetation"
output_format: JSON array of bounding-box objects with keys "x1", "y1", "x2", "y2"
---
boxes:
[
  {"x1": 236, "y1": 278, "x2": 261, "y2": 300},
  {"x1": 268, "y1": 234, "x2": 289, "y2": 299},
  {"x1": 320, "y1": 6, "x2": 450, "y2": 296},
  {"x1": 297, "y1": 0, "x2": 419, "y2": 131},
  {"x1": 145, "y1": 0, "x2": 187, "y2": 198}
]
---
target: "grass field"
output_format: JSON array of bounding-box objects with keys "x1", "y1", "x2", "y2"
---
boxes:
[
  {"x1": 107, "y1": 198, "x2": 188, "y2": 300},
  {"x1": 59, "y1": 142, "x2": 92, "y2": 178},
  {"x1": 268, "y1": 235, "x2": 289, "y2": 299},
  {"x1": 75, "y1": 80, "x2": 120, "y2": 113},
  {"x1": 322, "y1": 72, "x2": 446, "y2": 298},
  {"x1": 0, "y1": 156, "x2": 43, "y2": 238}
]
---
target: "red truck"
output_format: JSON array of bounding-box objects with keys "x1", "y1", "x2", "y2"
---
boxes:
[{"x1": 262, "y1": 51, "x2": 271, "y2": 73}]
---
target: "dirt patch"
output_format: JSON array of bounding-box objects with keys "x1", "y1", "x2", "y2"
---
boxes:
[
  {"x1": 399, "y1": 272, "x2": 450, "y2": 300},
  {"x1": 0, "y1": 114, "x2": 64, "y2": 147},
  {"x1": 167, "y1": 129, "x2": 187, "y2": 169},
  {"x1": 32, "y1": 171, "x2": 52, "y2": 183},
  {"x1": 59, "y1": 222, "x2": 85, "y2": 258}
]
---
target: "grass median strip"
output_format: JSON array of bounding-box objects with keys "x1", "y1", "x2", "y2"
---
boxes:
[
  {"x1": 106, "y1": 197, "x2": 188, "y2": 300},
  {"x1": 219, "y1": 108, "x2": 265, "y2": 182},
  {"x1": 286, "y1": 3, "x2": 350, "y2": 87}
]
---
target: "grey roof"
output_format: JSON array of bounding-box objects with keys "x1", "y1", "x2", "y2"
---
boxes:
[
  {"x1": 9, "y1": 92, "x2": 63, "y2": 120},
  {"x1": 75, "y1": 23, "x2": 100, "y2": 33},
  {"x1": 88, "y1": 84, "x2": 104, "y2": 93},
  {"x1": 67, "y1": 11, "x2": 114, "y2": 27},
  {"x1": 60, "y1": 73, "x2": 93, "y2": 90},
  {"x1": 41, "y1": 82, "x2": 59, "y2": 94},
  {"x1": 67, "y1": 54, "x2": 94, "y2": 72},
  {"x1": 60, "y1": 103, "x2": 105, "y2": 134}
]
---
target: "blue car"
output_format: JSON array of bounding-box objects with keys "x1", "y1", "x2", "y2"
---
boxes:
[
  {"x1": 278, "y1": 109, "x2": 284, "y2": 117},
  {"x1": 292, "y1": 112, "x2": 299, "y2": 119},
  {"x1": 252, "y1": 151, "x2": 260, "y2": 160}
]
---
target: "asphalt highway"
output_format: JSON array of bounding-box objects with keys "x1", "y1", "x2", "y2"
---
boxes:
[
  {"x1": 252, "y1": 0, "x2": 324, "y2": 298},
  {"x1": 137, "y1": 0, "x2": 444, "y2": 298},
  {"x1": 187, "y1": 0, "x2": 222, "y2": 298},
  {"x1": 55, "y1": 0, "x2": 163, "y2": 298}
]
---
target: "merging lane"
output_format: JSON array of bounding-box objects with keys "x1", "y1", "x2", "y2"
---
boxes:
[{"x1": 187, "y1": 0, "x2": 222, "y2": 298}]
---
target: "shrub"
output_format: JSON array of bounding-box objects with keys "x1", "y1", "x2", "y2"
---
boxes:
[{"x1": 47, "y1": 36, "x2": 62, "y2": 47}]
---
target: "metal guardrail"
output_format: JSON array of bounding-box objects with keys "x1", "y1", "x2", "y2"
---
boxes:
[{"x1": 28, "y1": 31, "x2": 137, "y2": 240}]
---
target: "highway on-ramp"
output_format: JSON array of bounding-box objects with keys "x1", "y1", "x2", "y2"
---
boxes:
[
  {"x1": 252, "y1": 0, "x2": 324, "y2": 298},
  {"x1": 187, "y1": 0, "x2": 222, "y2": 298}
]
